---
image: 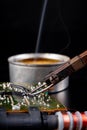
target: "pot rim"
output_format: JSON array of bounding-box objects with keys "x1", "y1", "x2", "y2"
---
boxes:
[{"x1": 8, "y1": 53, "x2": 70, "y2": 67}]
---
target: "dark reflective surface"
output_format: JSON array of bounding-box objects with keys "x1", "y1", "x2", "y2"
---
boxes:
[{"x1": 50, "y1": 69, "x2": 87, "y2": 112}]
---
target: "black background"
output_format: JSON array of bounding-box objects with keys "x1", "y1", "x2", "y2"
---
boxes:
[{"x1": 0, "y1": 0, "x2": 87, "y2": 112}]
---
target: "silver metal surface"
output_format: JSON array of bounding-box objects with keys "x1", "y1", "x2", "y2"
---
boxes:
[{"x1": 8, "y1": 53, "x2": 70, "y2": 92}]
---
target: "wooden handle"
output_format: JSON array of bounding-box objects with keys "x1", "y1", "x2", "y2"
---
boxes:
[
  {"x1": 70, "y1": 50, "x2": 87, "y2": 71},
  {"x1": 44, "y1": 50, "x2": 87, "y2": 85}
]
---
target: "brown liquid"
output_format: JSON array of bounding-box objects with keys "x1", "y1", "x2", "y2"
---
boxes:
[{"x1": 17, "y1": 58, "x2": 60, "y2": 65}]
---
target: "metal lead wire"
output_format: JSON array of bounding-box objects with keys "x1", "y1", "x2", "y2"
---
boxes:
[
  {"x1": 9, "y1": 82, "x2": 53, "y2": 96},
  {"x1": 30, "y1": 82, "x2": 47, "y2": 93},
  {"x1": 30, "y1": 83, "x2": 53, "y2": 96}
]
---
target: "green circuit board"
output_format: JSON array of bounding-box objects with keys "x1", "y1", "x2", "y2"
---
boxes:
[{"x1": 0, "y1": 82, "x2": 67, "y2": 113}]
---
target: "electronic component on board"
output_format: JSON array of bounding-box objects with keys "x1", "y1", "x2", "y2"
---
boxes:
[{"x1": 0, "y1": 82, "x2": 66, "y2": 112}]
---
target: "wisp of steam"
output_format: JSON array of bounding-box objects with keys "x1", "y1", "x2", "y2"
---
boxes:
[
  {"x1": 35, "y1": 0, "x2": 71, "y2": 54},
  {"x1": 35, "y1": 0, "x2": 48, "y2": 53}
]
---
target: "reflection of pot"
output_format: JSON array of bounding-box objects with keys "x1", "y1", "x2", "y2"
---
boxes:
[{"x1": 8, "y1": 53, "x2": 70, "y2": 92}]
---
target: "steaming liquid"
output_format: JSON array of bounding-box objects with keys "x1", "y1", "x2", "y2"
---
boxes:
[{"x1": 17, "y1": 58, "x2": 60, "y2": 65}]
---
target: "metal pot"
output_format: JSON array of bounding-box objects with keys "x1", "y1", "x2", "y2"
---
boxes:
[{"x1": 8, "y1": 53, "x2": 70, "y2": 92}]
